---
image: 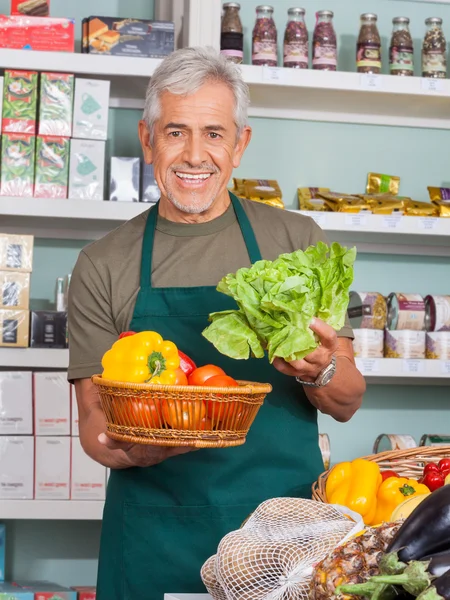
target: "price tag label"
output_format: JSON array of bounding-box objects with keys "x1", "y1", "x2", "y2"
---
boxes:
[
  {"x1": 345, "y1": 214, "x2": 367, "y2": 227},
  {"x1": 309, "y1": 213, "x2": 328, "y2": 227},
  {"x1": 421, "y1": 78, "x2": 444, "y2": 93},
  {"x1": 360, "y1": 74, "x2": 383, "y2": 90},
  {"x1": 382, "y1": 215, "x2": 403, "y2": 230},
  {"x1": 442, "y1": 361, "x2": 450, "y2": 375},
  {"x1": 358, "y1": 359, "x2": 380, "y2": 375},
  {"x1": 402, "y1": 359, "x2": 425, "y2": 374},
  {"x1": 418, "y1": 217, "x2": 439, "y2": 231},
  {"x1": 262, "y1": 67, "x2": 286, "y2": 82}
]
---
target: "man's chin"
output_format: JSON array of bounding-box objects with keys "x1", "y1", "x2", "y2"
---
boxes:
[{"x1": 166, "y1": 192, "x2": 216, "y2": 215}]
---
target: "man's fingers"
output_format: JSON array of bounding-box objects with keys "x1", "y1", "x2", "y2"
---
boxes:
[
  {"x1": 309, "y1": 318, "x2": 338, "y2": 351},
  {"x1": 165, "y1": 446, "x2": 196, "y2": 458},
  {"x1": 98, "y1": 433, "x2": 134, "y2": 452}
]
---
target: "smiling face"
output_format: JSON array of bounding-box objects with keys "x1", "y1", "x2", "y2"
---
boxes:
[{"x1": 139, "y1": 80, "x2": 251, "y2": 219}]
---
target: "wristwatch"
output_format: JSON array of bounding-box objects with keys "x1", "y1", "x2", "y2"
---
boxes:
[{"x1": 296, "y1": 355, "x2": 337, "y2": 388}]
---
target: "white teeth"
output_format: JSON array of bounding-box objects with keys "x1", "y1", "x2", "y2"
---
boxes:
[{"x1": 175, "y1": 172, "x2": 211, "y2": 180}]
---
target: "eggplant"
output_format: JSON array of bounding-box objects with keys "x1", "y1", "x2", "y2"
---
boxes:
[
  {"x1": 417, "y1": 569, "x2": 450, "y2": 600},
  {"x1": 382, "y1": 485, "x2": 450, "y2": 575}
]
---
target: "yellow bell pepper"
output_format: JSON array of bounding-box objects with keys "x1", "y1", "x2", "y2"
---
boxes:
[
  {"x1": 369, "y1": 477, "x2": 430, "y2": 526},
  {"x1": 102, "y1": 331, "x2": 180, "y2": 384},
  {"x1": 326, "y1": 458, "x2": 382, "y2": 524}
]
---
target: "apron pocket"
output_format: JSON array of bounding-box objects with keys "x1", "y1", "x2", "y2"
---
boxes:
[{"x1": 123, "y1": 502, "x2": 254, "y2": 600}]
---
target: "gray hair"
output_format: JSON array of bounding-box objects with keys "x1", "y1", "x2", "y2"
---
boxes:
[{"x1": 143, "y1": 47, "x2": 250, "y2": 143}]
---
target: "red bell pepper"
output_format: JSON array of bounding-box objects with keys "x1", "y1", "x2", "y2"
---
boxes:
[
  {"x1": 119, "y1": 331, "x2": 136, "y2": 339},
  {"x1": 381, "y1": 469, "x2": 399, "y2": 482},
  {"x1": 420, "y1": 461, "x2": 448, "y2": 492},
  {"x1": 178, "y1": 350, "x2": 197, "y2": 376}
]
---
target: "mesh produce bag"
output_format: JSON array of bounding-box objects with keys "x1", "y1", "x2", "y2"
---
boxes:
[{"x1": 201, "y1": 498, "x2": 363, "y2": 600}]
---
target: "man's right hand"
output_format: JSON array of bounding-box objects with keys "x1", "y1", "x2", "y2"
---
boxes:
[{"x1": 98, "y1": 433, "x2": 194, "y2": 468}]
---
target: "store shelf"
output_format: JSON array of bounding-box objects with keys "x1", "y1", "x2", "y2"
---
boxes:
[
  {"x1": 356, "y1": 358, "x2": 450, "y2": 385},
  {"x1": 0, "y1": 500, "x2": 103, "y2": 520},
  {"x1": 165, "y1": 596, "x2": 211, "y2": 600},
  {"x1": 0, "y1": 348, "x2": 69, "y2": 369}
]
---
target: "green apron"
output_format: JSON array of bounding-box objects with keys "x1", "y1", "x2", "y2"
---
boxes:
[{"x1": 97, "y1": 194, "x2": 324, "y2": 600}]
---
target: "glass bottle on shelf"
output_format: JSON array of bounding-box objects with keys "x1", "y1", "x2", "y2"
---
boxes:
[
  {"x1": 221, "y1": 2, "x2": 244, "y2": 64},
  {"x1": 357, "y1": 13, "x2": 382, "y2": 74},
  {"x1": 422, "y1": 17, "x2": 447, "y2": 79},
  {"x1": 283, "y1": 7, "x2": 309, "y2": 69},
  {"x1": 390, "y1": 17, "x2": 414, "y2": 76},
  {"x1": 252, "y1": 5, "x2": 278, "y2": 67},
  {"x1": 312, "y1": 10, "x2": 337, "y2": 71}
]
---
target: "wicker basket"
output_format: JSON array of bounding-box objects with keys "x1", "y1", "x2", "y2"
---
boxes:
[
  {"x1": 92, "y1": 375, "x2": 272, "y2": 448},
  {"x1": 312, "y1": 445, "x2": 450, "y2": 503}
]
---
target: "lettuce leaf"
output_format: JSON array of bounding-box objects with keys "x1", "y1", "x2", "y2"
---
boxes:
[{"x1": 202, "y1": 242, "x2": 356, "y2": 363}]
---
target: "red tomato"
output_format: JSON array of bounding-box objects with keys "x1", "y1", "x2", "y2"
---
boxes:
[
  {"x1": 424, "y1": 462, "x2": 440, "y2": 474},
  {"x1": 199, "y1": 417, "x2": 214, "y2": 431},
  {"x1": 162, "y1": 399, "x2": 206, "y2": 430},
  {"x1": 124, "y1": 399, "x2": 162, "y2": 428},
  {"x1": 421, "y1": 471, "x2": 445, "y2": 492},
  {"x1": 188, "y1": 365, "x2": 225, "y2": 386},
  {"x1": 204, "y1": 375, "x2": 239, "y2": 388},
  {"x1": 381, "y1": 470, "x2": 399, "y2": 482},
  {"x1": 204, "y1": 376, "x2": 241, "y2": 423},
  {"x1": 438, "y1": 458, "x2": 450, "y2": 473},
  {"x1": 173, "y1": 368, "x2": 188, "y2": 386}
]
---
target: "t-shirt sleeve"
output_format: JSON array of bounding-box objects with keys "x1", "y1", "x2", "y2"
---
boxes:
[
  {"x1": 67, "y1": 250, "x2": 118, "y2": 382},
  {"x1": 306, "y1": 218, "x2": 354, "y2": 340}
]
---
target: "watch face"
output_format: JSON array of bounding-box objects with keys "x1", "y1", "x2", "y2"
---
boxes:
[{"x1": 320, "y1": 364, "x2": 336, "y2": 386}]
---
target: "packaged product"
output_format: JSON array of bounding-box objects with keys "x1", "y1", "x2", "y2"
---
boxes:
[
  {"x1": 34, "y1": 136, "x2": 70, "y2": 199},
  {"x1": 318, "y1": 192, "x2": 368, "y2": 213},
  {"x1": 141, "y1": 162, "x2": 161, "y2": 203},
  {"x1": 404, "y1": 199, "x2": 438, "y2": 217},
  {"x1": 11, "y1": 0, "x2": 50, "y2": 16},
  {"x1": 232, "y1": 177, "x2": 246, "y2": 197},
  {"x1": 0, "y1": 271, "x2": 30, "y2": 309},
  {"x1": 0, "y1": 371, "x2": 32, "y2": 435},
  {"x1": 428, "y1": 186, "x2": 450, "y2": 203},
  {"x1": 0, "y1": 133, "x2": 36, "y2": 197},
  {"x1": 426, "y1": 332, "x2": 450, "y2": 360},
  {"x1": 71, "y1": 587, "x2": 96, "y2": 600},
  {"x1": 297, "y1": 187, "x2": 330, "y2": 211},
  {"x1": 35, "y1": 437, "x2": 71, "y2": 500},
  {"x1": 109, "y1": 157, "x2": 140, "y2": 202},
  {"x1": 0, "y1": 309, "x2": 29, "y2": 347},
  {"x1": 384, "y1": 330, "x2": 426, "y2": 359},
  {"x1": 30, "y1": 310, "x2": 67, "y2": 348},
  {"x1": 0, "y1": 234, "x2": 34, "y2": 272},
  {"x1": 33, "y1": 371, "x2": 71, "y2": 436},
  {"x1": 72, "y1": 78, "x2": 110, "y2": 140},
  {"x1": 68, "y1": 140, "x2": 105, "y2": 200},
  {"x1": 318, "y1": 433, "x2": 330, "y2": 470},
  {"x1": 420, "y1": 434, "x2": 450, "y2": 447},
  {"x1": 2, "y1": 70, "x2": 38, "y2": 134},
  {"x1": 373, "y1": 434, "x2": 417, "y2": 453},
  {"x1": 348, "y1": 291, "x2": 387, "y2": 330},
  {"x1": 358, "y1": 194, "x2": 406, "y2": 214},
  {"x1": 387, "y1": 292, "x2": 426, "y2": 331},
  {"x1": 71, "y1": 437, "x2": 106, "y2": 500},
  {"x1": 0, "y1": 583, "x2": 33, "y2": 599},
  {"x1": 0, "y1": 436, "x2": 34, "y2": 499},
  {"x1": 221, "y1": 2, "x2": 244, "y2": 64},
  {"x1": 252, "y1": 5, "x2": 277, "y2": 67},
  {"x1": 425, "y1": 295, "x2": 450, "y2": 332},
  {"x1": 366, "y1": 172, "x2": 400, "y2": 195},
  {"x1": 243, "y1": 179, "x2": 284, "y2": 209},
  {"x1": 38, "y1": 72, "x2": 74, "y2": 137},
  {"x1": 0, "y1": 524, "x2": 4, "y2": 581},
  {"x1": 353, "y1": 329, "x2": 384, "y2": 358},
  {"x1": 436, "y1": 202, "x2": 450, "y2": 217},
  {"x1": 0, "y1": 16, "x2": 75, "y2": 52}
]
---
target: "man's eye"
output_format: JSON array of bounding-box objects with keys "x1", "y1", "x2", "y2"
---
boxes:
[
  {"x1": 208, "y1": 132, "x2": 221, "y2": 139},
  {"x1": 169, "y1": 131, "x2": 182, "y2": 137}
]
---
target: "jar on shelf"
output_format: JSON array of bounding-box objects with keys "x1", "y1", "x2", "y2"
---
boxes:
[
  {"x1": 312, "y1": 10, "x2": 337, "y2": 71},
  {"x1": 422, "y1": 17, "x2": 447, "y2": 78},
  {"x1": 283, "y1": 7, "x2": 309, "y2": 69},
  {"x1": 252, "y1": 5, "x2": 278, "y2": 67},
  {"x1": 357, "y1": 13, "x2": 382, "y2": 74},
  {"x1": 221, "y1": 2, "x2": 244, "y2": 64},
  {"x1": 390, "y1": 17, "x2": 414, "y2": 76}
]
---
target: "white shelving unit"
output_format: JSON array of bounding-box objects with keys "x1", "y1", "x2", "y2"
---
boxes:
[
  {"x1": 0, "y1": 348, "x2": 69, "y2": 369},
  {"x1": 0, "y1": 500, "x2": 104, "y2": 521}
]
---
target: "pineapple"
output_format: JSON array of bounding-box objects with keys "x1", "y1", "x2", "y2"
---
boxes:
[{"x1": 310, "y1": 522, "x2": 402, "y2": 600}]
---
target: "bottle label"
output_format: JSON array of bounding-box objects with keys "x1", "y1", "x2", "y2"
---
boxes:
[
  {"x1": 390, "y1": 46, "x2": 414, "y2": 71},
  {"x1": 221, "y1": 49, "x2": 244, "y2": 60},
  {"x1": 313, "y1": 43, "x2": 337, "y2": 67},
  {"x1": 252, "y1": 41, "x2": 277, "y2": 63},
  {"x1": 283, "y1": 42, "x2": 308, "y2": 67},
  {"x1": 357, "y1": 43, "x2": 382, "y2": 69},
  {"x1": 423, "y1": 50, "x2": 447, "y2": 75}
]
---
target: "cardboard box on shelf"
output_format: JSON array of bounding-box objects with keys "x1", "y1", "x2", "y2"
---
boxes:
[
  {"x1": 0, "y1": 436, "x2": 34, "y2": 500},
  {"x1": 0, "y1": 309, "x2": 29, "y2": 347},
  {"x1": 68, "y1": 139, "x2": 105, "y2": 200},
  {"x1": 11, "y1": 0, "x2": 50, "y2": 17},
  {"x1": 71, "y1": 587, "x2": 96, "y2": 600},
  {"x1": 0, "y1": 271, "x2": 30, "y2": 309},
  {"x1": 71, "y1": 437, "x2": 106, "y2": 501},
  {"x1": 0, "y1": 77, "x2": 4, "y2": 132},
  {"x1": 35, "y1": 437, "x2": 71, "y2": 500},
  {"x1": 15, "y1": 581, "x2": 77, "y2": 600},
  {"x1": 0, "y1": 234, "x2": 34, "y2": 272},
  {"x1": 72, "y1": 79, "x2": 110, "y2": 141},
  {"x1": 0, "y1": 583, "x2": 33, "y2": 599},
  {"x1": 110, "y1": 157, "x2": 140, "y2": 202},
  {"x1": 39, "y1": 72, "x2": 74, "y2": 137},
  {"x1": 141, "y1": 162, "x2": 160, "y2": 203},
  {"x1": 0, "y1": 371, "x2": 32, "y2": 435},
  {"x1": 71, "y1": 387, "x2": 79, "y2": 436},
  {"x1": 2, "y1": 70, "x2": 38, "y2": 134},
  {"x1": 34, "y1": 136, "x2": 70, "y2": 199},
  {"x1": 0, "y1": 16, "x2": 75, "y2": 52},
  {"x1": 30, "y1": 310, "x2": 67, "y2": 348},
  {"x1": 34, "y1": 371, "x2": 70, "y2": 436},
  {"x1": 0, "y1": 133, "x2": 36, "y2": 197}
]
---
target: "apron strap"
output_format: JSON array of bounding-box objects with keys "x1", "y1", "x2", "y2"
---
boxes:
[{"x1": 139, "y1": 192, "x2": 263, "y2": 289}]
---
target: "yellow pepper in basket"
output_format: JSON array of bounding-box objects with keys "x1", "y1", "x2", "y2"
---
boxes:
[
  {"x1": 369, "y1": 477, "x2": 430, "y2": 526},
  {"x1": 326, "y1": 459, "x2": 382, "y2": 525},
  {"x1": 102, "y1": 331, "x2": 180, "y2": 384}
]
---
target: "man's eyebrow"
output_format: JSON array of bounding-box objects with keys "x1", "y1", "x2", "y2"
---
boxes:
[
  {"x1": 164, "y1": 122, "x2": 188, "y2": 130},
  {"x1": 203, "y1": 125, "x2": 226, "y2": 132}
]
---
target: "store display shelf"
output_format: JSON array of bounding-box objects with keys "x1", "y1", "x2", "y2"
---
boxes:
[
  {"x1": 0, "y1": 348, "x2": 69, "y2": 369},
  {"x1": 356, "y1": 358, "x2": 450, "y2": 385},
  {"x1": 0, "y1": 500, "x2": 104, "y2": 520},
  {"x1": 165, "y1": 596, "x2": 212, "y2": 600}
]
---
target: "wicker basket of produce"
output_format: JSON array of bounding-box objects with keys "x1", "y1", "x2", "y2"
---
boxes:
[{"x1": 92, "y1": 376, "x2": 271, "y2": 449}]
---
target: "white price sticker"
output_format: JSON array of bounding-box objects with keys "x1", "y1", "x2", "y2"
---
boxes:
[
  {"x1": 442, "y1": 361, "x2": 450, "y2": 375},
  {"x1": 402, "y1": 359, "x2": 425, "y2": 374},
  {"x1": 262, "y1": 67, "x2": 286, "y2": 82},
  {"x1": 345, "y1": 214, "x2": 367, "y2": 227},
  {"x1": 421, "y1": 78, "x2": 444, "y2": 93},
  {"x1": 309, "y1": 213, "x2": 328, "y2": 227},
  {"x1": 360, "y1": 74, "x2": 383, "y2": 90},
  {"x1": 382, "y1": 215, "x2": 403, "y2": 230},
  {"x1": 358, "y1": 359, "x2": 380, "y2": 375},
  {"x1": 418, "y1": 217, "x2": 439, "y2": 231}
]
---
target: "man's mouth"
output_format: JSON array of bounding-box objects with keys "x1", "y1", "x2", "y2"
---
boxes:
[{"x1": 175, "y1": 172, "x2": 213, "y2": 181}]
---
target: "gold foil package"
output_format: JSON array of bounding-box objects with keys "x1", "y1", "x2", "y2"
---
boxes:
[
  {"x1": 318, "y1": 191, "x2": 369, "y2": 213},
  {"x1": 232, "y1": 178, "x2": 284, "y2": 209},
  {"x1": 427, "y1": 186, "x2": 450, "y2": 203},
  {"x1": 404, "y1": 199, "x2": 438, "y2": 217},
  {"x1": 436, "y1": 202, "x2": 450, "y2": 217},
  {"x1": 360, "y1": 195, "x2": 407, "y2": 215},
  {"x1": 297, "y1": 187, "x2": 330, "y2": 211},
  {"x1": 366, "y1": 172, "x2": 401, "y2": 196}
]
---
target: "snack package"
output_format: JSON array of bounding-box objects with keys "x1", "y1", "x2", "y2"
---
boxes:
[
  {"x1": 428, "y1": 186, "x2": 450, "y2": 204},
  {"x1": 404, "y1": 199, "x2": 439, "y2": 217},
  {"x1": 72, "y1": 78, "x2": 110, "y2": 140},
  {"x1": 435, "y1": 202, "x2": 450, "y2": 217},
  {"x1": 0, "y1": 234, "x2": 34, "y2": 272},
  {"x1": 2, "y1": 70, "x2": 38, "y2": 134},
  {"x1": 0, "y1": 133, "x2": 36, "y2": 197},
  {"x1": 298, "y1": 187, "x2": 330, "y2": 211},
  {"x1": 39, "y1": 72, "x2": 74, "y2": 137},
  {"x1": 109, "y1": 157, "x2": 140, "y2": 202},
  {"x1": 359, "y1": 194, "x2": 407, "y2": 215},
  {"x1": 68, "y1": 139, "x2": 105, "y2": 200},
  {"x1": 317, "y1": 191, "x2": 365, "y2": 212},
  {"x1": 243, "y1": 179, "x2": 284, "y2": 209},
  {"x1": 11, "y1": 0, "x2": 50, "y2": 16},
  {"x1": 0, "y1": 271, "x2": 30, "y2": 309},
  {"x1": 366, "y1": 172, "x2": 400, "y2": 195},
  {"x1": 0, "y1": 309, "x2": 29, "y2": 347},
  {"x1": 0, "y1": 16, "x2": 75, "y2": 52},
  {"x1": 34, "y1": 136, "x2": 70, "y2": 199}
]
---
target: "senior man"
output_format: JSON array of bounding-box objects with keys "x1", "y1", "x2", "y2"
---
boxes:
[{"x1": 68, "y1": 47, "x2": 365, "y2": 599}]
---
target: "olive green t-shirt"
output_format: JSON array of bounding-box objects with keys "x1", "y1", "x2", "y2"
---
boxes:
[{"x1": 68, "y1": 199, "x2": 353, "y2": 381}]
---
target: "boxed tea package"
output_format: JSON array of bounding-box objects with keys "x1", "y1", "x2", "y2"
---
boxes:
[
  {"x1": 0, "y1": 133, "x2": 36, "y2": 197},
  {"x1": 71, "y1": 587, "x2": 96, "y2": 600},
  {"x1": 141, "y1": 162, "x2": 160, "y2": 203},
  {"x1": 39, "y1": 72, "x2": 74, "y2": 137},
  {"x1": 34, "y1": 136, "x2": 70, "y2": 198},
  {"x1": 30, "y1": 310, "x2": 67, "y2": 348},
  {"x1": 35, "y1": 437, "x2": 71, "y2": 500},
  {"x1": 110, "y1": 157, "x2": 140, "y2": 202},
  {"x1": 71, "y1": 437, "x2": 106, "y2": 500},
  {"x1": 0, "y1": 583, "x2": 33, "y2": 599},
  {"x1": 0, "y1": 270, "x2": 30, "y2": 309},
  {"x1": 0, "y1": 436, "x2": 34, "y2": 499},
  {"x1": 0, "y1": 371, "x2": 33, "y2": 435},
  {"x1": 0, "y1": 234, "x2": 34, "y2": 272},
  {"x1": 2, "y1": 70, "x2": 38, "y2": 134},
  {"x1": 11, "y1": 0, "x2": 50, "y2": 16},
  {"x1": 0, "y1": 309, "x2": 29, "y2": 347},
  {"x1": 16, "y1": 582, "x2": 77, "y2": 600},
  {"x1": 34, "y1": 371, "x2": 70, "y2": 436},
  {"x1": 72, "y1": 78, "x2": 110, "y2": 140},
  {"x1": 68, "y1": 139, "x2": 105, "y2": 200},
  {"x1": 0, "y1": 16, "x2": 75, "y2": 52},
  {"x1": 71, "y1": 388, "x2": 79, "y2": 436}
]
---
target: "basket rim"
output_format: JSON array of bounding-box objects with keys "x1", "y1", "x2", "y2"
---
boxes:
[{"x1": 92, "y1": 375, "x2": 272, "y2": 395}]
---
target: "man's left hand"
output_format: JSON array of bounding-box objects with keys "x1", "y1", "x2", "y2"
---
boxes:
[{"x1": 273, "y1": 318, "x2": 338, "y2": 382}]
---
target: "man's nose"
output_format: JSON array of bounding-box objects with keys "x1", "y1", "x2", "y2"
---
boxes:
[{"x1": 182, "y1": 133, "x2": 208, "y2": 166}]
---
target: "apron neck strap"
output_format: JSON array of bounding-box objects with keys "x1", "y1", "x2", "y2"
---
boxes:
[{"x1": 139, "y1": 192, "x2": 263, "y2": 289}]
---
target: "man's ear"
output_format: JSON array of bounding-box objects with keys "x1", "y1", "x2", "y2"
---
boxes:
[
  {"x1": 233, "y1": 126, "x2": 252, "y2": 169},
  {"x1": 139, "y1": 120, "x2": 153, "y2": 164}
]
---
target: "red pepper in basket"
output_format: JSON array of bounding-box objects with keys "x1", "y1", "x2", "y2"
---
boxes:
[
  {"x1": 119, "y1": 331, "x2": 136, "y2": 339},
  {"x1": 420, "y1": 461, "x2": 448, "y2": 492},
  {"x1": 178, "y1": 350, "x2": 197, "y2": 376},
  {"x1": 381, "y1": 469, "x2": 399, "y2": 482}
]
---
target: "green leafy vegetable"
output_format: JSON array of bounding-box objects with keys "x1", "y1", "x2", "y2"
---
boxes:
[{"x1": 202, "y1": 241, "x2": 356, "y2": 363}]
